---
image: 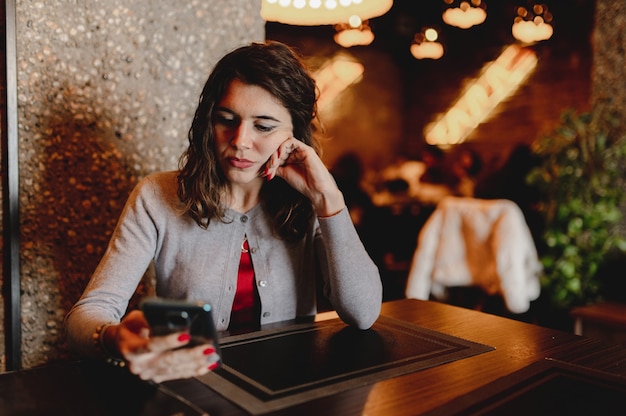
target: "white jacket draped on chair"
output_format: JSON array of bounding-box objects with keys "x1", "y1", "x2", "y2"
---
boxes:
[{"x1": 405, "y1": 196, "x2": 542, "y2": 314}]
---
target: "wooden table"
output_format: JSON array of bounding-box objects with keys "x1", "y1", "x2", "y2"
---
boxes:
[
  {"x1": 571, "y1": 301, "x2": 626, "y2": 345},
  {"x1": 358, "y1": 299, "x2": 626, "y2": 415},
  {"x1": 2, "y1": 299, "x2": 626, "y2": 415}
]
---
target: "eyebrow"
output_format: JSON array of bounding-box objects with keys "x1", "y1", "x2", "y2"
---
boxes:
[
  {"x1": 255, "y1": 115, "x2": 282, "y2": 123},
  {"x1": 215, "y1": 107, "x2": 282, "y2": 123}
]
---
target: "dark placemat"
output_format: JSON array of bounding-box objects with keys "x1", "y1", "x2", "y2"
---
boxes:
[
  {"x1": 424, "y1": 358, "x2": 626, "y2": 416},
  {"x1": 195, "y1": 315, "x2": 494, "y2": 414}
]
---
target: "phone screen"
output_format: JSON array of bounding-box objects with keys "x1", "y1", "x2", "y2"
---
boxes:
[{"x1": 141, "y1": 297, "x2": 221, "y2": 354}]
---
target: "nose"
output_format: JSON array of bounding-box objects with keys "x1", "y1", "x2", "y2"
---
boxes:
[{"x1": 230, "y1": 123, "x2": 253, "y2": 149}]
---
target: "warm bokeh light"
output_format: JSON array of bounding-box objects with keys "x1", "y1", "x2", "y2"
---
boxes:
[
  {"x1": 410, "y1": 27, "x2": 444, "y2": 60},
  {"x1": 261, "y1": 0, "x2": 393, "y2": 25},
  {"x1": 442, "y1": 1, "x2": 487, "y2": 29},
  {"x1": 348, "y1": 15, "x2": 362, "y2": 27},
  {"x1": 334, "y1": 25, "x2": 375, "y2": 47},
  {"x1": 512, "y1": 19, "x2": 553, "y2": 43},
  {"x1": 512, "y1": 3, "x2": 553, "y2": 43},
  {"x1": 410, "y1": 42, "x2": 444, "y2": 60},
  {"x1": 313, "y1": 53, "x2": 364, "y2": 110},
  {"x1": 424, "y1": 44, "x2": 537, "y2": 145},
  {"x1": 424, "y1": 28, "x2": 439, "y2": 42}
]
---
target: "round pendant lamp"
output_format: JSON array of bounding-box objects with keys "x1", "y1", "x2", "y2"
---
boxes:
[{"x1": 261, "y1": 0, "x2": 393, "y2": 26}]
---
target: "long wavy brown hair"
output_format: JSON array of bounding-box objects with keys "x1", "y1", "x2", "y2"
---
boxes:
[{"x1": 177, "y1": 41, "x2": 320, "y2": 242}]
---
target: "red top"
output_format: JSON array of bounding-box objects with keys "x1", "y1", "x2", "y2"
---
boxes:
[{"x1": 228, "y1": 238, "x2": 260, "y2": 330}]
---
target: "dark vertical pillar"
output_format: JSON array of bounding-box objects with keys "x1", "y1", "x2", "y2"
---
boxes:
[{"x1": 2, "y1": 0, "x2": 22, "y2": 371}]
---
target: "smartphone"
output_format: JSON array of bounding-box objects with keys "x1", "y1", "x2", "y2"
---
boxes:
[{"x1": 140, "y1": 297, "x2": 221, "y2": 359}]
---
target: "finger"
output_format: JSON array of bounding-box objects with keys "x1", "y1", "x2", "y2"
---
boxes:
[
  {"x1": 264, "y1": 138, "x2": 302, "y2": 181},
  {"x1": 144, "y1": 331, "x2": 191, "y2": 354},
  {"x1": 282, "y1": 140, "x2": 300, "y2": 160},
  {"x1": 133, "y1": 344, "x2": 220, "y2": 382},
  {"x1": 274, "y1": 140, "x2": 302, "y2": 175},
  {"x1": 262, "y1": 147, "x2": 281, "y2": 180}
]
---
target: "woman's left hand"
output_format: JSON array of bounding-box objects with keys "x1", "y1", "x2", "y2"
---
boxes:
[
  {"x1": 265, "y1": 137, "x2": 345, "y2": 217},
  {"x1": 113, "y1": 310, "x2": 221, "y2": 383},
  {"x1": 124, "y1": 335, "x2": 221, "y2": 383}
]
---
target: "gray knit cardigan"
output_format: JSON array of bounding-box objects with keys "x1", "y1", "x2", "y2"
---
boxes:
[{"x1": 65, "y1": 171, "x2": 383, "y2": 358}]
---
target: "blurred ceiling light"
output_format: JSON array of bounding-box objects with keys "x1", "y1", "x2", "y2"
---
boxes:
[
  {"x1": 410, "y1": 28, "x2": 444, "y2": 60},
  {"x1": 424, "y1": 44, "x2": 537, "y2": 145},
  {"x1": 313, "y1": 53, "x2": 364, "y2": 110},
  {"x1": 261, "y1": 0, "x2": 393, "y2": 26},
  {"x1": 512, "y1": 3, "x2": 553, "y2": 43},
  {"x1": 334, "y1": 18, "x2": 375, "y2": 47},
  {"x1": 442, "y1": 0, "x2": 487, "y2": 29},
  {"x1": 512, "y1": 19, "x2": 553, "y2": 43}
]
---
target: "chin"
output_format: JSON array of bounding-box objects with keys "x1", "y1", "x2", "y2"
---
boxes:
[{"x1": 226, "y1": 171, "x2": 263, "y2": 185}]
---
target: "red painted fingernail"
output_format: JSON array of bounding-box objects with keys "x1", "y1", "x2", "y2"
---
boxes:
[
  {"x1": 208, "y1": 362, "x2": 220, "y2": 371},
  {"x1": 203, "y1": 347, "x2": 216, "y2": 355},
  {"x1": 178, "y1": 333, "x2": 191, "y2": 342}
]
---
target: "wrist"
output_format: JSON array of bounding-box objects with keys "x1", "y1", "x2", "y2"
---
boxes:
[
  {"x1": 101, "y1": 324, "x2": 122, "y2": 358},
  {"x1": 93, "y1": 323, "x2": 125, "y2": 367},
  {"x1": 314, "y1": 189, "x2": 345, "y2": 218}
]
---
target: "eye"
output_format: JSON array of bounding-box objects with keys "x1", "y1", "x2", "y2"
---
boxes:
[
  {"x1": 255, "y1": 123, "x2": 276, "y2": 133},
  {"x1": 214, "y1": 111, "x2": 238, "y2": 128}
]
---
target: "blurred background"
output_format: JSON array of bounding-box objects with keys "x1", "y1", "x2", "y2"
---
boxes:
[{"x1": 4, "y1": 0, "x2": 624, "y2": 370}]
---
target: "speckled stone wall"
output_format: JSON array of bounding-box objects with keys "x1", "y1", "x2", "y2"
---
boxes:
[
  {"x1": 593, "y1": 0, "x2": 626, "y2": 128},
  {"x1": 593, "y1": 0, "x2": 626, "y2": 237},
  {"x1": 4, "y1": 0, "x2": 263, "y2": 370}
]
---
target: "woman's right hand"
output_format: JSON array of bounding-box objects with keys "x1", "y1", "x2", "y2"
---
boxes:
[{"x1": 105, "y1": 310, "x2": 221, "y2": 383}]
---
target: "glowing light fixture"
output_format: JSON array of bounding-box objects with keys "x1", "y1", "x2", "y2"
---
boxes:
[
  {"x1": 442, "y1": 0, "x2": 487, "y2": 29},
  {"x1": 424, "y1": 44, "x2": 538, "y2": 146},
  {"x1": 410, "y1": 27, "x2": 444, "y2": 60},
  {"x1": 512, "y1": 3, "x2": 553, "y2": 43},
  {"x1": 261, "y1": 0, "x2": 393, "y2": 26},
  {"x1": 313, "y1": 53, "x2": 365, "y2": 110},
  {"x1": 334, "y1": 17, "x2": 375, "y2": 47}
]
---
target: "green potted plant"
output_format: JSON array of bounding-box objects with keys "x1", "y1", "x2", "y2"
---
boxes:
[{"x1": 526, "y1": 105, "x2": 626, "y2": 314}]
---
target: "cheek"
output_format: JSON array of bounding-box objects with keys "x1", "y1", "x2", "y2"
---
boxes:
[
  {"x1": 213, "y1": 128, "x2": 231, "y2": 152},
  {"x1": 257, "y1": 137, "x2": 283, "y2": 158},
  {"x1": 213, "y1": 126, "x2": 226, "y2": 143}
]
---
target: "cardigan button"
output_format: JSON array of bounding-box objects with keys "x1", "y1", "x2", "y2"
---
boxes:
[
  {"x1": 250, "y1": 247, "x2": 257, "y2": 254},
  {"x1": 262, "y1": 312, "x2": 271, "y2": 318},
  {"x1": 258, "y1": 280, "x2": 268, "y2": 287},
  {"x1": 240, "y1": 215, "x2": 248, "y2": 223}
]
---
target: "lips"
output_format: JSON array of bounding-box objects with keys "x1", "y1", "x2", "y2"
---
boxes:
[{"x1": 228, "y1": 157, "x2": 255, "y2": 169}]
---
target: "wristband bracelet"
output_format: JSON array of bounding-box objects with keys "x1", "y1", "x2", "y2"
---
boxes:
[{"x1": 93, "y1": 324, "x2": 126, "y2": 367}]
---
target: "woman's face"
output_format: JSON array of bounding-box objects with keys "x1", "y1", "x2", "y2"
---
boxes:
[{"x1": 213, "y1": 79, "x2": 293, "y2": 188}]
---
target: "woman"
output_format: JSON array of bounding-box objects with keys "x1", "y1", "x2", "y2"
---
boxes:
[{"x1": 65, "y1": 41, "x2": 382, "y2": 383}]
